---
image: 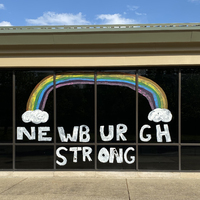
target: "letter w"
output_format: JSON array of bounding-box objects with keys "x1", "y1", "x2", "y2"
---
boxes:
[{"x1": 57, "y1": 127, "x2": 79, "y2": 142}]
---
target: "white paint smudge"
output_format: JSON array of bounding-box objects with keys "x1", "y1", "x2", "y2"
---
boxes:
[
  {"x1": 22, "y1": 110, "x2": 49, "y2": 124},
  {"x1": 148, "y1": 108, "x2": 172, "y2": 123}
]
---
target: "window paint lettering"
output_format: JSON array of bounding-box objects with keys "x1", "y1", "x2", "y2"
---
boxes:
[
  {"x1": 56, "y1": 146, "x2": 93, "y2": 166},
  {"x1": 18, "y1": 72, "x2": 174, "y2": 169},
  {"x1": 100, "y1": 124, "x2": 127, "y2": 141},
  {"x1": 57, "y1": 125, "x2": 90, "y2": 142},
  {"x1": 97, "y1": 147, "x2": 135, "y2": 164},
  {"x1": 139, "y1": 124, "x2": 171, "y2": 143},
  {"x1": 56, "y1": 146, "x2": 135, "y2": 166},
  {"x1": 17, "y1": 127, "x2": 52, "y2": 141},
  {"x1": 17, "y1": 123, "x2": 172, "y2": 167}
]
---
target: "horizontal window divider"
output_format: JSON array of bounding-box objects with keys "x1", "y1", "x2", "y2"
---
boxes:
[
  {"x1": 13, "y1": 169, "x2": 96, "y2": 171},
  {"x1": 56, "y1": 143, "x2": 137, "y2": 146},
  {"x1": 55, "y1": 143, "x2": 96, "y2": 145},
  {"x1": 55, "y1": 169, "x2": 98, "y2": 171},
  {"x1": 15, "y1": 143, "x2": 55, "y2": 146},
  {"x1": 84, "y1": 169, "x2": 137, "y2": 171},
  {"x1": 3, "y1": 169, "x2": 200, "y2": 172},
  {"x1": 95, "y1": 143, "x2": 136, "y2": 145},
  {"x1": 180, "y1": 143, "x2": 200, "y2": 146},
  {"x1": 138, "y1": 143, "x2": 179, "y2": 146},
  {"x1": 11, "y1": 169, "x2": 57, "y2": 171},
  {"x1": 137, "y1": 170, "x2": 200, "y2": 172},
  {"x1": 11, "y1": 143, "x2": 200, "y2": 146}
]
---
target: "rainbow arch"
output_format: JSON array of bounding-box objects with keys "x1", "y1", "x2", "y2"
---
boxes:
[{"x1": 26, "y1": 72, "x2": 168, "y2": 111}]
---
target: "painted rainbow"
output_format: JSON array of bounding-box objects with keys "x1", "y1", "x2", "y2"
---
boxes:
[{"x1": 26, "y1": 72, "x2": 168, "y2": 111}]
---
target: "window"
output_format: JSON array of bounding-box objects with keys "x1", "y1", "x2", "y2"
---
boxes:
[{"x1": 0, "y1": 68, "x2": 199, "y2": 171}]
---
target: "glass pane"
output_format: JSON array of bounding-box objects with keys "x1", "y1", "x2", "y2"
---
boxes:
[
  {"x1": 181, "y1": 68, "x2": 200, "y2": 143},
  {"x1": 56, "y1": 145, "x2": 95, "y2": 169},
  {"x1": 182, "y1": 146, "x2": 200, "y2": 170},
  {"x1": 97, "y1": 145, "x2": 136, "y2": 169},
  {"x1": 139, "y1": 146, "x2": 178, "y2": 170},
  {"x1": 15, "y1": 146, "x2": 53, "y2": 169},
  {"x1": 16, "y1": 70, "x2": 54, "y2": 143},
  {"x1": 0, "y1": 146, "x2": 12, "y2": 169},
  {"x1": 97, "y1": 70, "x2": 136, "y2": 143},
  {"x1": 138, "y1": 69, "x2": 178, "y2": 143},
  {"x1": 0, "y1": 71, "x2": 12, "y2": 142},
  {"x1": 56, "y1": 71, "x2": 94, "y2": 143}
]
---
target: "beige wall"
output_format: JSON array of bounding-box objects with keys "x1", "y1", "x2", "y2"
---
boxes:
[{"x1": 0, "y1": 55, "x2": 200, "y2": 68}]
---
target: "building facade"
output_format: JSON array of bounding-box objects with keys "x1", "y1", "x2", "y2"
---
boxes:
[{"x1": 0, "y1": 23, "x2": 200, "y2": 171}]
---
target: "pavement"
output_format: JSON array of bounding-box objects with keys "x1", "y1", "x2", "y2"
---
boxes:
[{"x1": 0, "y1": 177, "x2": 199, "y2": 200}]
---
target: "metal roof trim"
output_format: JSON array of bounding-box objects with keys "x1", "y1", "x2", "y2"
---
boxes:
[{"x1": 0, "y1": 23, "x2": 200, "y2": 34}]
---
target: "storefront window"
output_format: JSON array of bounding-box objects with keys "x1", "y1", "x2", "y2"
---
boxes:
[
  {"x1": 181, "y1": 69, "x2": 200, "y2": 143},
  {"x1": 181, "y1": 146, "x2": 200, "y2": 170},
  {"x1": 0, "y1": 71, "x2": 12, "y2": 142},
  {"x1": 0, "y1": 68, "x2": 199, "y2": 171},
  {"x1": 56, "y1": 71, "x2": 94, "y2": 143},
  {"x1": 15, "y1": 146, "x2": 54, "y2": 169},
  {"x1": 97, "y1": 70, "x2": 136, "y2": 143},
  {"x1": 16, "y1": 70, "x2": 54, "y2": 143},
  {"x1": 138, "y1": 69, "x2": 178, "y2": 143},
  {"x1": 0, "y1": 146, "x2": 12, "y2": 169},
  {"x1": 139, "y1": 146, "x2": 178, "y2": 170}
]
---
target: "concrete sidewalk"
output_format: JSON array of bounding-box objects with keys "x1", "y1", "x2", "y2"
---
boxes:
[{"x1": 0, "y1": 177, "x2": 199, "y2": 200}]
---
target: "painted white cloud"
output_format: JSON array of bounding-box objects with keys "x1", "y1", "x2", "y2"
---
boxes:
[
  {"x1": 148, "y1": 108, "x2": 172, "y2": 123},
  {"x1": 26, "y1": 12, "x2": 90, "y2": 25},
  {"x1": 0, "y1": 4, "x2": 5, "y2": 9},
  {"x1": 0, "y1": 21, "x2": 12, "y2": 26},
  {"x1": 22, "y1": 110, "x2": 49, "y2": 124},
  {"x1": 97, "y1": 14, "x2": 138, "y2": 24}
]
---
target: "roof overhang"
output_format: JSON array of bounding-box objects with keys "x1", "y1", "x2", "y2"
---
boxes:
[{"x1": 0, "y1": 23, "x2": 200, "y2": 68}]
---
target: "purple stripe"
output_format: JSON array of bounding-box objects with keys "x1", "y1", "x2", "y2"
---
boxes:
[
  {"x1": 40, "y1": 79, "x2": 155, "y2": 110},
  {"x1": 98, "y1": 81, "x2": 155, "y2": 109},
  {"x1": 40, "y1": 80, "x2": 94, "y2": 110}
]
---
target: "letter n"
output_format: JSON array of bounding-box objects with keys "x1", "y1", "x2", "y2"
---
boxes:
[{"x1": 17, "y1": 127, "x2": 36, "y2": 140}]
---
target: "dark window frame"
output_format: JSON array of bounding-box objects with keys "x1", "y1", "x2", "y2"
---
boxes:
[{"x1": 0, "y1": 68, "x2": 198, "y2": 171}]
